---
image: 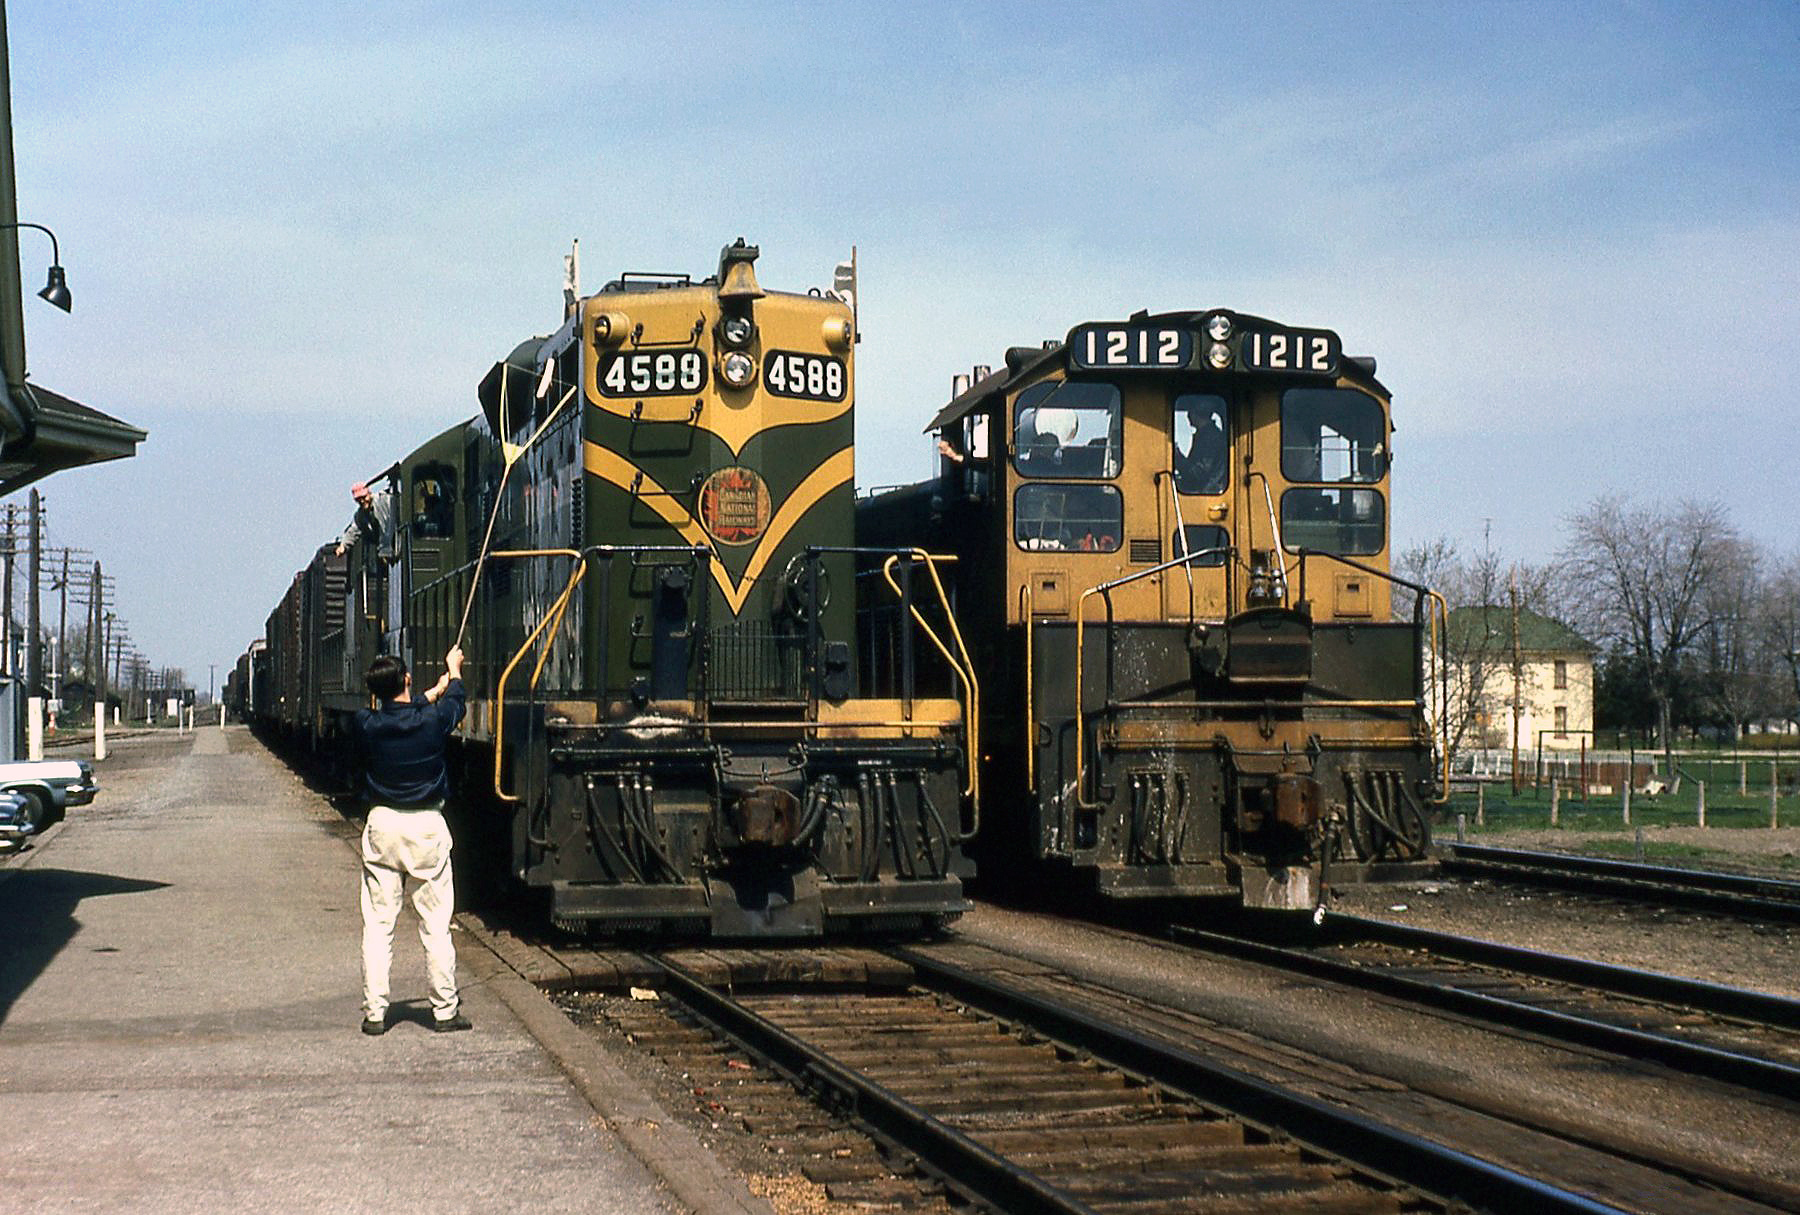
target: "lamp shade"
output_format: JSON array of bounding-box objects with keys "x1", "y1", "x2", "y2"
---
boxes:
[{"x1": 37, "y1": 265, "x2": 70, "y2": 312}]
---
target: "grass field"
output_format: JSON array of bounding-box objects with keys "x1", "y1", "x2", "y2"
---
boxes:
[{"x1": 1438, "y1": 783, "x2": 1799, "y2": 876}]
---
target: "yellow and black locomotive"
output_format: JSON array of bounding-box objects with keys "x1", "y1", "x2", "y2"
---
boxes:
[
  {"x1": 245, "y1": 242, "x2": 975, "y2": 936},
  {"x1": 860, "y1": 308, "x2": 1444, "y2": 910}
]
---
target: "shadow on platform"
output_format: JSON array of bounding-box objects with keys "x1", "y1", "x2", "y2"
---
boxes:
[{"x1": 0, "y1": 865, "x2": 171, "y2": 1025}]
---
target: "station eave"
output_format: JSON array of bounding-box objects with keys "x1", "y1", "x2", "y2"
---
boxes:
[{"x1": 0, "y1": 382, "x2": 147, "y2": 496}]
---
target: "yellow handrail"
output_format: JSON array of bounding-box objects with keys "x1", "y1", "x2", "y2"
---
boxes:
[
  {"x1": 1069, "y1": 549, "x2": 1232, "y2": 810},
  {"x1": 880, "y1": 551, "x2": 980, "y2": 812},
  {"x1": 1426, "y1": 588, "x2": 1452, "y2": 804},
  {"x1": 1019, "y1": 581, "x2": 1035, "y2": 792},
  {"x1": 489, "y1": 548, "x2": 588, "y2": 803}
]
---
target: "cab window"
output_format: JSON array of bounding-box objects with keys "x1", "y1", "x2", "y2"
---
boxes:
[
  {"x1": 1172, "y1": 523, "x2": 1228, "y2": 567},
  {"x1": 1172, "y1": 393, "x2": 1229, "y2": 495},
  {"x1": 1013, "y1": 380, "x2": 1121, "y2": 479},
  {"x1": 1280, "y1": 388, "x2": 1386, "y2": 484},
  {"x1": 1280, "y1": 487, "x2": 1383, "y2": 555},
  {"x1": 1014, "y1": 483, "x2": 1122, "y2": 552},
  {"x1": 411, "y1": 464, "x2": 457, "y2": 539}
]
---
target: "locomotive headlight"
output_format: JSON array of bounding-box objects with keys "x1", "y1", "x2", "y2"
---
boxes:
[
  {"x1": 720, "y1": 350, "x2": 756, "y2": 388},
  {"x1": 1205, "y1": 313, "x2": 1232, "y2": 342},
  {"x1": 719, "y1": 314, "x2": 755, "y2": 349},
  {"x1": 1207, "y1": 341, "x2": 1232, "y2": 369},
  {"x1": 820, "y1": 316, "x2": 854, "y2": 350}
]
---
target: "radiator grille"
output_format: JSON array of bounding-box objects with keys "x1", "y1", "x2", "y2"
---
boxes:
[
  {"x1": 1129, "y1": 537, "x2": 1161, "y2": 565},
  {"x1": 708, "y1": 623, "x2": 805, "y2": 700}
]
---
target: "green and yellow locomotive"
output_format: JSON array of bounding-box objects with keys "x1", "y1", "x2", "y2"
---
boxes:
[
  {"x1": 860, "y1": 309, "x2": 1444, "y2": 911},
  {"x1": 253, "y1": 241, "x2": 974, "y2": 936}
]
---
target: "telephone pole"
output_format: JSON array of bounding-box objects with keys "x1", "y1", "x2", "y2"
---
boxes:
[{"x1": 26, "y1": 488, "x2": 40, "y2": 756}]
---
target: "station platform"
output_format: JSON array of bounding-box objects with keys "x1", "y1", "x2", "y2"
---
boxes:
[{"x1": 0, "y1": 727, "x2": 768, "y2": 1213}]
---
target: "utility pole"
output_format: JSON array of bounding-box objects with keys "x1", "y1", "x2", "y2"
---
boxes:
[
  {"x1": 1, "y1": 502, "x2": 13, "y2": 676},
  {"x1": 26, "y1": 487, "x2": 40, "y2": 757},
  {"x1": 90, "y1": 560, "x2": 105, "y2": 759},
  {"x1": 1509, "y1": 567, "x2": 1522, "y2": 795}
]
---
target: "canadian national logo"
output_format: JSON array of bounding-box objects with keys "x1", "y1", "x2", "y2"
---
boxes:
[{"x1": 698, "y1": 466, "x2": 772, "y2": 546}]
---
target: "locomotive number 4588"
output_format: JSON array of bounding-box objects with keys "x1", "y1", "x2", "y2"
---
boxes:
[
  {"x1": 764, "y1": 351, "x2": 846, "y2": 402},
  {"x1": 600, "y1": 349, "x2": 709, "y2": 396}
]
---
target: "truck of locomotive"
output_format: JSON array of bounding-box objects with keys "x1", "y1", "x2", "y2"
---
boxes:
[
  {"x1": 242, "y1": 241, "x2": 975, "y2": 937},
  {"x1": 858, "y1": 309, "x2": 1444, "y2": 912}
]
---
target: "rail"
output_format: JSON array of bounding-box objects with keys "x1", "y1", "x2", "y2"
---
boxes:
[
  {"x1": 1169, "y1": 921, "x2": 1800, "y2": 1101},
  {"x1": 894, "y1": 948, "x2": 1629, "y2": 1215}
]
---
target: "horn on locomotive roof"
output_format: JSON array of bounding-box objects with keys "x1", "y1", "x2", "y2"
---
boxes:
[{"x1": 718, "y1": 238, "x2": 764, "y2": 301}]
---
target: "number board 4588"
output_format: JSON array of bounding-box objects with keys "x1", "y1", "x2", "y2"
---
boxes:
[
  {"x1": 599, "y1": 349, "x2": 708, "y2": 397},
  {"x1": 763, "y1": 351, "x2": 847, "y2": 402}
]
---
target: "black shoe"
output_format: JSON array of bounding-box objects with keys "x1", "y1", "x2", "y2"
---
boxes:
[
  {"x1": 432, "y1": 1012, "x2": 472, "y2": 1033},
  {"x1": 361, "y1": 1016, "x2": 388, "y2": 1036}
]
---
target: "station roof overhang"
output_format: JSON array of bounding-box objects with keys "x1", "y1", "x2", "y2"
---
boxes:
[{"x1": 0, "y1": 381, "x2": 147, "y2": 496}]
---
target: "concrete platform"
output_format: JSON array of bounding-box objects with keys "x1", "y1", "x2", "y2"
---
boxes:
[{"x1": 0, "y1": 727, "x2": 766, "y2": 1213}]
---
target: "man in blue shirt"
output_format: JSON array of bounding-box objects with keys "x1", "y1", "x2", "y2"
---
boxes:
[{"x1": 352, "y1": 645, "x2": 469, "y2": 1035}]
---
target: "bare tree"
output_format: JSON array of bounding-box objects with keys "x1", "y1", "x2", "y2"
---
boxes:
[
  {"x1": 1401, "y1": 537, "x2": 1560, "y2": 774},
  {"x1": 1759, "y1": 551, "x2": 1800, "y2": 727},
  {"x1": 1558, "y1": 495, "x2": 1737, "y2": 762},
  {"x1": 1698, "y1": 536, "x2": 1782, "y2": 737}
]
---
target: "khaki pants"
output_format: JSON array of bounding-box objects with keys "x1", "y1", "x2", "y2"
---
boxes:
[{"x1": 360, "y1": 805, "x2": 458, "y2": 1022}]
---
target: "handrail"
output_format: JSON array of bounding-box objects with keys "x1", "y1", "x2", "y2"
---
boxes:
[
  {"x1": 1244, "y1": 470, "x2": 1288, "y2": 602},
  {"x1": 1019, "y1": 582, "x2": 1035, "y2": 793},
  {"x1": 1291, "y1": 547, "x2": 1452, "y2": 805},
  {"x1": 1426, "y1": 588, "x2": 1451, "y2": 804},
  {"x1": 1154, "y1": 470, "x2": 1197, "y2": 621},
  {"x1": 484, "y1": 543, "x2": 711, "y2": 803},
  {"x1": 881, "y1": 551, "x2": 981, "y2": 823},
  {"x1": 489, "y1": 549, "x2": 588, "y2": 803},
  {"x1": 1071, "y1": 548, "x2": 1228, "y2": 812}
]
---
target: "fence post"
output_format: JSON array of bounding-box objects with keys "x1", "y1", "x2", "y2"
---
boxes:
[
  {"x1": 1550, "y1": 779, "x2": 1560, "y2": 827},
  {"x1": 1476, "y1": 781, "x2": 1486, "y2": 828},
  {"x1": 1457, "y1": 812, "x2": 1467, "y2": 843},
  {"x1": 1740, "y1": 759, "x2": 1747, "y2": 796},
  {"x1": 1696, "y1": 779, "x2": 1706, "y2": 829},
  {"x1": 1621, "y1": 779, "x2": 1631, "y2": 826}
]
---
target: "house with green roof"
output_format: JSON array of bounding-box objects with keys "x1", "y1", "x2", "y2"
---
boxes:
[{"x1": 1438, "y1": 606, "x2": 1598, "y2": 755}]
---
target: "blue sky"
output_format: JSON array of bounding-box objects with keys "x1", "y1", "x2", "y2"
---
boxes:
[{"x1": 5, "y1": 2, "x2": 1796, "y2": 686}]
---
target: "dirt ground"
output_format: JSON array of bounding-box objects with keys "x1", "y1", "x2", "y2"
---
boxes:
[
  {"x1": 1331, "y1": 825, "x2": 1800, "y2": 998},
  {"x1": 1459, "y1": 824, "x2": 1800, "y2": 876}
]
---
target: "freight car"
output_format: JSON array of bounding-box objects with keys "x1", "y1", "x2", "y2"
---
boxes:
[
  {"x1": 246, "y1": 241, "x2": 975, "y2": 936},
  {"x1": 859, "y1": 308, "x2": 1445, "y2": 911}
]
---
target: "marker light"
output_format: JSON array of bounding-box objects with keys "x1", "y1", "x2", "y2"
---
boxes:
[
  {"x1": 592, "y1": 310, "x2": 630, "y2": 346},
  {"x1": 1207, "y1": 341, "x2": 1232, "y2": 369},
  {"x1": 1205, "y1": 313, "x2": 1232, "y2": 342},
  {"x1": 721, "y1": 350, "x2": 756, "y2": 388}
]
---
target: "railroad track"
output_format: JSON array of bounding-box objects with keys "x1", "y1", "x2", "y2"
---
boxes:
[
  {"x1": 1168, "y1": 915, "x2": 1800, "y2": 1102},
  {"x1": 597, "y1": 947, "x2": 1627, "y2": 1214},
  {"x1": 1440, "y1": 843, "x2": 1800, "y2": 923}
]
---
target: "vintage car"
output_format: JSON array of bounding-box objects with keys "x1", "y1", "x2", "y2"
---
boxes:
[
  {"x1": 0, "y1": 789, "x2": 35, "y2": 850},
  {"x1": 0, "y1": 758, "x2": 98, "y2": 832}
]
